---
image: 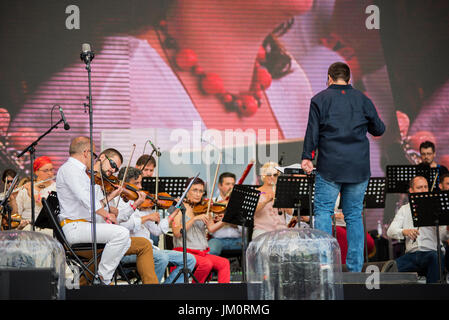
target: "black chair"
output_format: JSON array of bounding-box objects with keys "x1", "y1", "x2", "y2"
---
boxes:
[{"x1": 40, "y1": 192, "x2": 132, "y2": 285}]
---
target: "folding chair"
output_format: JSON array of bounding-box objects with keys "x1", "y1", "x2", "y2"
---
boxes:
[{"x1": 40, "y1": 192, "x2": 132, "y2": 285}]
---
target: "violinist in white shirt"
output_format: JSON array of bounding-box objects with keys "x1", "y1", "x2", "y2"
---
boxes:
[
  {"x1": 56, "y1": 136, "x2": 131, "y2": 285},
  {"x1": 92, "y1": 148, "x2": 159, "y2": 284}
]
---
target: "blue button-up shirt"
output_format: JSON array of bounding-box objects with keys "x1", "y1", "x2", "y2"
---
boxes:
[{"x1": 301, "y1": 84, "x2": 385, "y2": 183}]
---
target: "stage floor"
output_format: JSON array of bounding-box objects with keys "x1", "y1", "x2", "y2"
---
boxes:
[{"x1": 65, "y1": 282, "x2": 449, "y2": 300}]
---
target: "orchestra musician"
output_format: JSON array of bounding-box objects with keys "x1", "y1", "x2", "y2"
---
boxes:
[
  {"x1": 208, "y1": 172, "x2": 243, "y2": 256},
  {"x1": 115, "y1": 166, "x2": 197, "y2": 284},
  {"x1": 135, "y1": 154, "x2": 156, "y2": 178},
  {"x1": 15, "y1": 156, "x2": 56, "y2": 232},
  {"x1": 90, "y1": 148, "x2": 160, "y2": 285},
  {"x1": 57, "y1": 136, "x2": 159, "y2": 285},
  {"x1": 1, "y1": 169, "x2": 29, "y2": 230},
  {"x1": 135, "y1": 153, "x2": 160, "y2": 246},
  {"x1": 251, "y1": 162, "x2": 296, "y2": 240},
  {"x1": 172, "y1": 177, "x2": 231, "y2": 283}
]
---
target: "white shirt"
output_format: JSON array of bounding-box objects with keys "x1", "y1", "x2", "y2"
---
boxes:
[
  {"x1": 116, "y1": 198, "x2": 169, "y2": 250},
  {"x1": 56, "y1": 157, "x2": 102, "y2": 222},
  {"x1": 387, "y1": 203, "x2": 448, "y2": 253}
]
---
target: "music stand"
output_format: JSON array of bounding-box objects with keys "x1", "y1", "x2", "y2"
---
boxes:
[
  {"x1": 35, "y1": 191, "x2": 58, "y2": 230},
  {"x1": 142, "y1": 177, "x2": 189, "y2": 198},
  {"x1": 272, "y1": 175, "x2": 315, "y2": 227},
  {"x1": 222, "y1": 185, "x2": 261, "y2": 282},
  {"x1": 361, "y1": 177, "x2": 386, "y2": 262},
  {"x1": 386, "y1": 165, "x2": 438, "y2": 193},
  {"x1": 408, "y1": 191, "x2": 449, "y2": 283}
]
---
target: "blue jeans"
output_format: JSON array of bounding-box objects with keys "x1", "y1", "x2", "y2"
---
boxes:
[
  {"x1": 313, "y1": 172, "x2": 369, "y2": 272},
  {"x1": 208, "y1": 237, "x2": 242, "y2": 256},
  {"x1": 121, "y1": 249, "x2": 196, "y2": 284},
  {"x1": 396, "y1": 250, "x2": 444, "y2": 283}
]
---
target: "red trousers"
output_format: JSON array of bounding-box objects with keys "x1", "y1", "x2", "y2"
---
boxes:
[{"x1": 173, "y1": 247, "x2": 230, "y2": 283}]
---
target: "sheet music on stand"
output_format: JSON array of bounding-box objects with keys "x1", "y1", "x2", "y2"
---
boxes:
[
  {"x1": 408, "y1": 190, "x2": 449, "y2": 283},
  {"x1": 386, "y1": 165, "x2": 438, "y2": 193},
  {"x1": 142, "y1": 177, "x2": 189, "y2": 198}
]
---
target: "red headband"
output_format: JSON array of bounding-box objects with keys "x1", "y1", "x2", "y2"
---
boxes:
[{"x1": 33, "y1": 156, "x2": 52, "y2": 172}]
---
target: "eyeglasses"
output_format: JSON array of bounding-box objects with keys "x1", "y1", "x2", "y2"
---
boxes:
[
  {"x1": 104, "y1": 154, "x2": 119, "y2": 173},
  {"x1": 38, "y1": 168, "x2": 54, "y2": 174},
  {"x1": 190, "y1": 189, "x2": 205, "y2": 194},
  {"x1": 6, "y1": 180, "x2": 13, "y2": 184}
]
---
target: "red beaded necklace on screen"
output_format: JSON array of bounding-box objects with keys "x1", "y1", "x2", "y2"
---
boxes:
[{"x1": 156, "y1": 20, "x2": 273, "y2": 117}]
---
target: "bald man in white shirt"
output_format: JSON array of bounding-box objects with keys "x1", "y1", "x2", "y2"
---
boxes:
[
  {"x1": 56, "y1": 136, "x2": 131, "y2": 285},
  {"x1": 387, "y1": 176, "x2": 448, "y2": 283}
]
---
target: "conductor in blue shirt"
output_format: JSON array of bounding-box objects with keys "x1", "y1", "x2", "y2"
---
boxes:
[{"x1": 301, "y1": 62, "x2": 385, "y2": 272}]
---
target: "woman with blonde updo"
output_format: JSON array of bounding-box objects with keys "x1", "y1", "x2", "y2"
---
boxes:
[{"x1": 251, "y1": 161, "x2": 295, "y2": 240}]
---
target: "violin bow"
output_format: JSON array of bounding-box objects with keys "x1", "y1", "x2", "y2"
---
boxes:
[
  {"x1": 115, "y1": 144, "x2": 137, "y2": 207},
  {"x1": 154, "y1": 145, "x2": 160, "y2": 209},
  {"x1": 206, "y1": 149, "x2": 222, "y2": 219}
]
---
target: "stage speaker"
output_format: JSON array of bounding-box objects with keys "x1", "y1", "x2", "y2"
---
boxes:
[{"x1": 0, "y1": 268, "x2": 59, "y2": 300}]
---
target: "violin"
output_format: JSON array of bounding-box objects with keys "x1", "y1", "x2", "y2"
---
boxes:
[
  {"x1": 1, "y1": 212, "x2": 23, "y2": 230},
  {"x1": 189, "y1": 198, "x2": 227, "y2": 215},
  {"x1": 121, "y1": 183, "x2": 176, "y2": 210},
  {"x1": 87, "y1": 170, "x2": 176, "y2": 210}
]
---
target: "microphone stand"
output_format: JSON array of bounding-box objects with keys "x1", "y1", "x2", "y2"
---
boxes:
[
  {"x1": 17, "y1": 118, "x2": 66, "y2": 231},
  {"x1": 83, "y1": 58, "x2": 101, "y2": 285}
]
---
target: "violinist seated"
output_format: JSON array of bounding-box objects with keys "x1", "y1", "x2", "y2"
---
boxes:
[
  {"x1": 172, "y1": 177, "x2": 231, "y2": 283},
  {"x1": 114, "y1": 167, "x2": 197, "y2": 284},
  {"x1": 135, "y1": 154, "x2": 156, "y2": 178},
  {"x1": 208, "y1": 172, "x2": 242, "y2": 256},
  {"x1": 135, "y1": 154, "x2": 160, "y2": 247},
  {"x1": 15, "y1": 157, "x2": 56, "y2": 234},
  {"x1": 90, "y1": 147, "x2": 160, "y2": 285},
  {"x1": 57, "y1": 137, "x2": 157, "y2": 286},
  {"x1": 1, "y1": 169, "x2": 29, "y2": 230}
]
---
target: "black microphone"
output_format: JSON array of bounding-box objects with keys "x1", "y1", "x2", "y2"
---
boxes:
[
  {"x1": 59, "y1": 106, "x2": 70, "y2": 130},
  {"x1": 80, "y1": 43, "x2": 95, "y2": 65},
  {"x1": 149, "y1": 140, "x2": 161, "y2": 157}
]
